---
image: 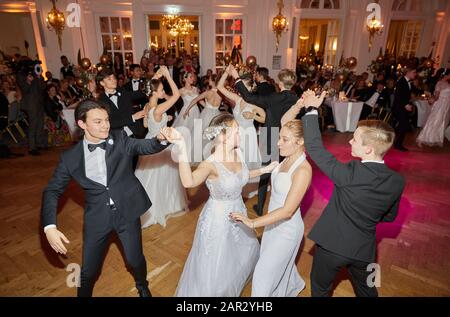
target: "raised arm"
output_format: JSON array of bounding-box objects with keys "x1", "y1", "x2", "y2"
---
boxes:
[
  {"x1": 161, "y1": 127, "x2": 213, "y2": 188},
  {"x1": 184, "y1": 90, "x2": 209, "y2": 118},
  {"x1": 231, "y1": 164, "x2": 311, "y2": 228},
  {"x1": 123, "y1": 129, "x2": 168, "y2": 156},
  {"x1": 217, "y1": 66, "x2": 241, "y2": 103},
  {"x1": 281, "y1": 98, "x2": 303, "y2": 125},
  {"x1": 301, "y1": 90, "x2": 353, "y2": 186},
  {"x1": 154, "y1": 66, "x2": 181, "y2": 118},
  {"x1": 228, "y1": 65, "x2": 269, "y2": 109}
]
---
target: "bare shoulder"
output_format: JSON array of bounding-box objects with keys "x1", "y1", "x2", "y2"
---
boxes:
[{"x1": 292, "y1": 160, "x2": 312, "y2": 181}]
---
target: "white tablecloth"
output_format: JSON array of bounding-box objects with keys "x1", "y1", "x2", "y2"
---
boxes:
[
  {"x1": 61, "y1": 108, "x2": 78, "y2": 139},
  {"x1": 413, "y1": 99, "x2": 431, "y2": 128},
  {"x1": 331, "y1": 101, "x2": 364, "y2": 132}
]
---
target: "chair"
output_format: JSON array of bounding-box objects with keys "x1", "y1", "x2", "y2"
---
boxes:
[{"x1": 0, "y1": 101, "x2": 27, "y2": 143}]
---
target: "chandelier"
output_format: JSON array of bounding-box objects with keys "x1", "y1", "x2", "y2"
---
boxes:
[
  {"x1": 162, "y1": 14, "x2": 194, "y2": 38},
  {"x1": 46, "y1": 0, "x2": 65, "y2": 50},
  {"x1": 367, "y1": 16, "x2": 383, "y2": 50},
  {"x1": 272, "y1": 0, "x2": 289, "y2": 52}
]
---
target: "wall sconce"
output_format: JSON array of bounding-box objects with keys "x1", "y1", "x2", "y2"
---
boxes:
[
  {"x1": 46, "y1": 0, "x2": 65, "y2": 50},
  {"x1": 366, "y1": 2, "x2": 384, "y2": 50},
  {"x1": 272, "y1": 0, "x2": 289, "y2": 52}
]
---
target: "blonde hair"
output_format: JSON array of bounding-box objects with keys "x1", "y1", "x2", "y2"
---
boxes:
[
  {"x1": 278, "y1": 69, "x2": 297, "y2": 90},
  {"x1": 357, "y1": 120, "x2": 395, "y2": 157},
  {"x1": 283, "y1": 120, "x2": 304, "y2": 140}
]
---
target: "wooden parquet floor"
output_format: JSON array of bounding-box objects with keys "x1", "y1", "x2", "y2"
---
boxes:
[{"x1": 1, "y1": 131, "x2": 449, "y2": 297}]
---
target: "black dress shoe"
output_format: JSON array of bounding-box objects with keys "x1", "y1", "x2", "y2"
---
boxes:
[
  {"x1": 252, "y1": 204, "x2": 263, "y2": 216},
  {"x1": 28, "y1": 149, "x2": 40, "y2": 156},
  {"x1": 138, "y1": 288, "x2": 152, "y2": 297},
  {"x1": 394, "y1": 145, "x2": 409, "y2": 152}
]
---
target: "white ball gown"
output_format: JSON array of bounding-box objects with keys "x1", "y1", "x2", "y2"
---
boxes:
[
  {"x1": 233, "y1": 98, "x2": 262, "y2": 197},
  {"x1": 251, "y1": 153, "x2": 307, "y2": 297},
  {"x1": 199, "y1": 97, "x2": 222, "y2": 159},
  {"x1": 135, "y1": 107, "x2": 188, "y2": 228},
  {"x1": 173, "y1": 87, "x2": 202, "y2": 163},
  {"x1": 175, "y1": 150, "x2": 260, "y2": 296},
  {"x1": 416, "y1": 85, "x2": 450, "y2": 147}
]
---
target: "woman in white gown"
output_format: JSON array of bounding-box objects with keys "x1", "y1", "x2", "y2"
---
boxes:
[
  {"x1": 217, "y1": 66, "x2": 265, "y2": 170},
  {"x1": 184, "y1": 75, "x2": 222, "y2": 159},
  {"x1": 416, "y1": 70, "x2": 450, "y2": 147},
  {"x1": 135, "y1": 66, "x2": 188, "y2": 228},
  {"x1": 163, "y1": 113, "x2": 278, "y2": 296},
  {"x1": 172, "y1": 72, "x2": 201, "y2": 162},
  {"x1": 231, "y1": 119, "x2": 312, "y2": 297}
]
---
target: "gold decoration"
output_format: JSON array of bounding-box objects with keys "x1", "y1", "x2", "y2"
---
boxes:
[
  {"x1": 80, "y1": 58, "x2": 91, "y2": 70},
  {"x1": 347, "y1": 57, "x2": 357, "y2": 69},
  {"x1": 162, "y1": 14, "x2": 194, "y2": 38},
  {"x1": 245, "y1": 56, "x2": 257, "y2": 68},
  {"x1": 100, "y1": 54, "x2": 109, "y2": 65},
  {"x1": 46, "y1": 0, "x2": 65, "y2": 50},
  {"x1": 75, "y1": 77, "x2": 84, "y2": 87},
  {"x1": 272, "y1": 0, "x2": 288, "y2": 52}
]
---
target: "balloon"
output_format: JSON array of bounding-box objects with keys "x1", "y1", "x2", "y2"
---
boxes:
[
  {"x1": 245, "y1": 55, "x2": 257, "y2": 68},
  {"x1": 100, "y1": 54, "x2": 109, "y2": 65},
  {"x1": 347, "y1": 57, "x2": 357, "y2": 69},
  {"x1": 76, "y1": 77, "x2": 84, "y2": 87},
  {"x1": 80, "y1": 57, "x2": 91, "y2": 70}
]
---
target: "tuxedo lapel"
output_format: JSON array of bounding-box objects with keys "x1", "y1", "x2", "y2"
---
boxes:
[{"x1": 105, "y1": 134, "x2": 115, "y2": 183}]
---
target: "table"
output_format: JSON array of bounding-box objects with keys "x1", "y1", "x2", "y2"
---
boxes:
[
  {"x1": 61, "y1": 108, "x2": 78, "y2": 139},
  {"x1": 330, "y1": 100, "x2": 364, "y2": 132},
  {"x1": 414, "y1": 99, "x2": 431, "y2": 128}
]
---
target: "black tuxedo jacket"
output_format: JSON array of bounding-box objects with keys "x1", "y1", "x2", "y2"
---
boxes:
[
  {"x1": 98, "y1": 89, "x2": 145, "y2": 136},
  {"x1": 41, "y1": 129, "x2": 168, "y2": 229},
  {"x1": 123, "y1": 79, "x2": 149, "y2": 108},
  {"x1": 302, "y1": 114, "x2": 405, "y2": 263},
  {"x1": 235, "y1": 80, "x2": 298, "y2": 158},
  {"x1": 255, "y1": 81, "x2": 276, "y2": 96},
  {"x1": 392, "y1": 77, "x2": 412, "y2": 118}
]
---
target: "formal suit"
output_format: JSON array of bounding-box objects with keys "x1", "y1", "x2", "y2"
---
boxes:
[
  {"x1": 302, "y1": 113, "x2": 405, "y2": 297},
  {"x1": 235, "y1": 80, "x2": 298, "y2": 215},
  {"x1": 392, "y1": 77, "x2": 412, "y2": 148},
  {"x1": 255, "y1": 81, "x2": 276, "y2": 96},
  {"x1": 123, "y1": 79, "x2": 149, "y2": 138},
  {"x1": 98, "y1": 89, "x2": 145, "y2": 137},
  {"x1": 41, "y1": 129, "x2": 168, "y2": 296}
]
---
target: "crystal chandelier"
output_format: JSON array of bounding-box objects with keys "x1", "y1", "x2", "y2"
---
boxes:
[
  {"x1": 161, "y1": 13, "x2": 194, "y2": 38},
  {"x1": 162, "y1": 14, "x2": 179, "y2": 30},
  {"x1": 46, "y1": 0, "x2": 65, "y2": 50},
  {"x1": 175, "y1": 18, "x2": 194, "y2": 36}
]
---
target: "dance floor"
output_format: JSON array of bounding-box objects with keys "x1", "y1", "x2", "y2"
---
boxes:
[{"x1": 0, "y1": 131, "x2": 449, "y2": 297}]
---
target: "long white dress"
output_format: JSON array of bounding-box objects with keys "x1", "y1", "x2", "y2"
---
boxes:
[
  {"x1": 416, "y1": 85, "x2": 450, "y2": 147},
  {"x1": 173, "y1": 88, "x2": 202, "y2": 163},
  {"x1": 175, "y1": 150, "x2": 260, "y2": 296},
  {"x1": 251, "y1": 153, "x2": 307, "y2": 297},
  {"x1": 233, "y1": 98, "x2": 262, "y2": 170},
  {"x1": 135, "y1": 108, "x2": 188, "y2": 228},
  {"x1": 200, "y1": 97, "x2": 222, "y2": 160}
]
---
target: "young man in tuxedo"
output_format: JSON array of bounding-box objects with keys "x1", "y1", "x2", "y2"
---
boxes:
[
  {"x1": 392, "y1": 65, "x2": 417, "y2": 151},
  {"x1": 42, "y1": 100, "x2": 171, "y2": 297},
  {"x1": 229, "y1": 65, "x2": 298, "y2": 216},
  {"x1": 283, "y1": 90, "x2": 405, "y2": 297},
  {"x1": 123, "y1": 64, "x2": 148, "y2": 138},
  {"x1": 254, "y1": 67, "x2": 276, "y2": 96},
  {"x1": 97, "y1": 69, "x2": 147, "y2": 139}
]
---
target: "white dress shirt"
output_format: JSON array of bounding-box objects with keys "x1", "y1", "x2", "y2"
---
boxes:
[{"x1": 131, "y1": 79, "x2": 140, "y2": 91}]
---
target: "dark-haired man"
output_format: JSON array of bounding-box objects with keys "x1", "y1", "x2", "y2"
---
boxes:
[{"x1": 41, "y1": 99, "x2": 171, "y2": 297}]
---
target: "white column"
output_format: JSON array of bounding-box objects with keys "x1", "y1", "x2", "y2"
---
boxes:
[{"x1": 131, "y1": 0, "x2": 146, "y2": 63}]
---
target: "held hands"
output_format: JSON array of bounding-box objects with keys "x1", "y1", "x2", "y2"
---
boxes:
[
  {"x1": 301, "y1": 89, "x2": 327, "y2": 108},
  {"x1": 405, "y1": 104, "x2": 413, "y2": 112},
  {"x1": 229, "y1": 212, "x2": 254, "y2": 229},
  {"x1": 227, "y1": 65, "x2": 240, "y2": 79},
  {"x1": 132, "y1": 109, "x2": 146, "y2": 121},
  {"x1": 260, "y1": 161, "x2": 279, "y2": 174},
  {"x1": 45, "y1": 227, "x2": 70, "y2": 254},
  {"x1": 159, "y1": 127, "x2": 184, "y2": 145}
]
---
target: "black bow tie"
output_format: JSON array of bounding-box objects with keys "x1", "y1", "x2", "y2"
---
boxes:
[
  {"x1": 133, "y1": 79, "x2": 140, "y2": 83},
  {"x1": 108, "y1": 92, "x2": 118, "y2": 98},
  {"x1": 87, "y1": 142, "x2": 106, "y2": 152}
]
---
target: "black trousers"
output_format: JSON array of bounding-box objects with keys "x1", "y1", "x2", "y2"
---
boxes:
[
  {"x1": 393, "y1": 112, "x2": 410, "y2": 148},
  {"x1": 77, "y1": 208, "x2": 148, "y2": 297},
  {"x1": 255, "y1": 161, "x2": 271, "y2": 216},
  {"x1": 311, "y1": 245, "x2": 378, "y2": 297}
]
